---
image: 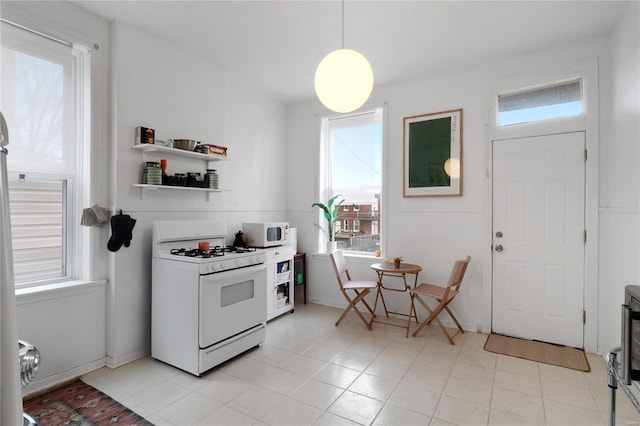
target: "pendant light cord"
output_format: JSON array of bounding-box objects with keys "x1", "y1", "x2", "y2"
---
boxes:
[{"x1": 341, "y1": 0, "x2": 345, "y2": 49}]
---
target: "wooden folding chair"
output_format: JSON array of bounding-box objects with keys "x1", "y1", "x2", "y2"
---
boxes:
[
  {"x1": 329, "y1": 250, "x2": 377, "y2": 330},
  {"x1": 408, "y1": 256, "x2": 470, "y2": 343}
]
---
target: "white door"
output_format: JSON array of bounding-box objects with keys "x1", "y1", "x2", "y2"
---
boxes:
[{"x1": 492, "y1": 132, "x2": 585, "y2": 348}]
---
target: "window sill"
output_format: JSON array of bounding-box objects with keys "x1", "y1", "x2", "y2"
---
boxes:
[{"x1": 16, "y1": 280, "x2": 107, "y2": 304}]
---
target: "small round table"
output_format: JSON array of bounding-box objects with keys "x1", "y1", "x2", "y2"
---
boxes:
[{"x1": 370, "y1": 262, "x2": 422, "y2": 335}]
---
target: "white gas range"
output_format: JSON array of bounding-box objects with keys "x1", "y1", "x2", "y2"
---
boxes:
[{"x1": 151, "y1": 220, "x2": 267, "y2": 376}]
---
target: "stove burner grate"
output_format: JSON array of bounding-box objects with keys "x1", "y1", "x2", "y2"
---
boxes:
[
  {"x1": 170, "y1": 247, "x2": 225, "y2": 258},
  {"x1": 224, "y1": 246, "x2": 257, "y2": 254}
]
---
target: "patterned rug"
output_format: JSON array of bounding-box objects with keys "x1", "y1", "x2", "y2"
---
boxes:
[
  {"x1": 484, "y1": 333, "x2": 591, "y2": 372},
  {"x1": 23, "y1": 379, "x2": 153, "y2": 426}
]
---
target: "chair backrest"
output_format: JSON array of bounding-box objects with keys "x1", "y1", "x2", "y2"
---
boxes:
[
  {"x1": 447, "y1": 255, "x2": 471, "y2": 292},
  {"x1": 329, "y1": 250, "x2": 351, "y2": 288}
]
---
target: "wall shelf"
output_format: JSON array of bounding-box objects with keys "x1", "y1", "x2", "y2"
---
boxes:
[
  {"x1": 132, "y1": 144, "x2": 229, "y2": 161},
  {"x1": 131, "y1": 184, "x2": 224, "y2": 192},
  {"x1": 131, "y1": 184, "x2": 225, "y2": 199},
  {"x1": 132, "y1": 144, "x2": 228, "y2": 199}
]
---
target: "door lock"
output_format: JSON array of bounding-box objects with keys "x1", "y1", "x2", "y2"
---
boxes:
[
  {"x1": 496, "y1": 231, "x2": 503, "y2": 238},
  {"x1": 495, "y1": 245, "x2": 503, "y2": 252}
]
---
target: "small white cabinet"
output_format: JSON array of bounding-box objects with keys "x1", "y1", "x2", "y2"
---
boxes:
[{"x1": 264, "y1": 245, "x2": 296, "y2": 321}]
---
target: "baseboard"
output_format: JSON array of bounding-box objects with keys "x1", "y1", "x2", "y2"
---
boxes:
[
  {"x1": 105, "y1": 349, "x2": 150, "y2": 369},
  {"x1": 22, "y1": 358, "x2": 106, "y2": 399}
]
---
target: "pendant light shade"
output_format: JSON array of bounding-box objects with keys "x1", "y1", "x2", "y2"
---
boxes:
[
  {"x1": 314, "y1": 48, "x2": 373, "y2": 113},
  {"x1": 314, "y1": 0, "x2": 374, "y2": 113}
]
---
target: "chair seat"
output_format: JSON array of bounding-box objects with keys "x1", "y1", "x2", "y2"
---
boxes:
[
  {"x1": 344, "y1": 280, "x2": 378, "y2": 290},
  {"x1": 411, "y1": 283, "x2": 458, "y2": 301}
]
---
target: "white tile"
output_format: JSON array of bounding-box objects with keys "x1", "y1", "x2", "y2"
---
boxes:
[
  {"x1": 541, "y1": 379, "x2": 597, "y2": 409},
  {"x1": 489, "y1": 407, "x2": 546, "y2": 425},
  {"x1": 314, "y1": 363, "x2": 361, "y2": 389},
  {"x1": 302, "y1": 342, "x2": 345, "y2": 363},
  {"x1": 222, "y1": 357, "x2": 278, "y2": 384},
  {"x1": 493, "y1": 369, "x2": 541, "y2": 397},
  {"x1": 328, "y1": 390, "x2": 385, "y2": 425},
  {"x1": 450, "y1": 360, "x2": 496, "y2": 387},
  {"x1": 226, "y1": 385, "x2": 288, "y2": 418},
  {"x1": 154, "y1": 393, "x2": 220, "y2": 425},
  {"x1": 400, "y1": 364, "x2": 449, "y2": 394},
  {"x1": 457, "y1": 346, "x2": 498, "y2": 369},
  {"x1": 312, "y1": 411, "x2": 361, "y2": 425},
  {"x1": 196, "y1": 405, "x2": 267, "y2": 425},
  {"x1": 539, "y1": 362, "x2": 589, "y2": 388},
  {"x1": 260, "y1": 397, "x2": 324, "y2": 425},
  {"x1": 434, "y1": 394, "x2": 490, "y2": 425},
  {"x1": 364, "y1": 358, "x2": 410, "y2": 382},
  {"x1": 197, "y1": 372, "x2": 254, "y2": 404},
  {"x1": 387, "y1": 382, "x2": 440, "y2": 417},
  {"x1": 544, "y1": 399, "x2": 605, "y2": 425},
  {"x1": 255, "y1": 367, "x2": 309, "y2": 396},
  {"x1": 372, "y1": 403, "x2": 432, "y2": 425},
  {"x1": 495, "y1": 354, "x2": 540, "y2": 378},
  {"x1": 490, "y1": 387, "x2": 545, "y2": 421},
  {"x1": 442, "y1": 376, "x2": 493, "y2": 408},
  {"x1": 129, "y1": 380, "x2": 192, "y2": 413},
  {"x1": 283, "y1": 353, "x2": 329, "y2": 377},
  {"x1": 348, "y1": 372, "x2": 399, "y2": 401},
  {"x1": 332, "y1": 350, "x2": 376, "y2": 371},
  {"x1": 290, "y1": 378, "x2": 344, "y2": 410}
]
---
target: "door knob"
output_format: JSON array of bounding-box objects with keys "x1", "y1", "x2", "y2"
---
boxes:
[{"x1": 495, "y1": 245, "x2": 503, "y2": 252}]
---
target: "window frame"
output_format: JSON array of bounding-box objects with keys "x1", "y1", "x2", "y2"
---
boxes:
[
  {"x1": 1, "y1": 20, "x2": 91, "y2": 289},
  {"x1": 318, "y1": 106, "x2": 385, "y2": 257}
]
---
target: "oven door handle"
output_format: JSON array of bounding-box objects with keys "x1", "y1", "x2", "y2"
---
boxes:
[{"x1": 206, "y1": 263, "x2": 266, "y2": 278}]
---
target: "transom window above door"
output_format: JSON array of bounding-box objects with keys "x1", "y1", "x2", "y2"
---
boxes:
[{"x1": 497, "y1": 80, "x2": 583, "y2": 126}]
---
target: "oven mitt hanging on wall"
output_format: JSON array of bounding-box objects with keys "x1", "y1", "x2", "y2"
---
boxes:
[{"x1": 107, "y1": 211, "x2": 137, "y2": 252}]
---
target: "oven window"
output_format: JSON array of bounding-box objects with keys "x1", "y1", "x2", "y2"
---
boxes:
[
  {"x1": 221, "y1": 279, "x2": 254, "y2": 307},
  {"x1": 266, "y1": 227, "x2": 282, "y2": 242}
]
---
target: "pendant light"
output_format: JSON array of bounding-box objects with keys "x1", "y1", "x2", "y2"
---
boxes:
[{"x1": 314, "y1": 0, "x2": 373, "y2": 113}]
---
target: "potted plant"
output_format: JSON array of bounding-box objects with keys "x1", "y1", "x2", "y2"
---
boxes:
[{"x1": 312, "y1": 194, "x2": 345, "y2": 253}]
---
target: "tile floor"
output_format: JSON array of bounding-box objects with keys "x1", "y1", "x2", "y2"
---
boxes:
[{"x1": 82, "y1": 303, "x2": 639, "y2": 425}]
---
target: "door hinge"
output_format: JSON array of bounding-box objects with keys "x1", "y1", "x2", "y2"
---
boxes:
[
  {"x1": 584, "y1": 149, "x2": 588, "y2": 161},
  {"x1": 584, "y1": 230, "x2": 587, "y2": 243},
  {"x1": 583, "y1": 310, "x2": 586, "y2": 324}
]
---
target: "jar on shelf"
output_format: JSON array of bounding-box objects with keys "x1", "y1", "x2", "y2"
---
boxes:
[
  {"x1": 141, "y1": 161, "x2": 162, "y2": 185},
  {"x1": 206, "y1": 169, "x2": 219, "y2": 189}
]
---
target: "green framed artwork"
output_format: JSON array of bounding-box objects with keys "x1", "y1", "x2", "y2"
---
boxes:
[{"x1": 403, "y1": 109, "x2": 462, "y2": 197}]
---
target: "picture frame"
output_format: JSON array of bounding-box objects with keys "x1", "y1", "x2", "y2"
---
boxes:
[{"x1": 403, "y1": 108, "x2": 463, "y2": 197}]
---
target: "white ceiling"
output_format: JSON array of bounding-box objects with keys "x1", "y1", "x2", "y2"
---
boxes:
[{"x1": 71, "y1": 1, "x2": 629, "y2": 105}]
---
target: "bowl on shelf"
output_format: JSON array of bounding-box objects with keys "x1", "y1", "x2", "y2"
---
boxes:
[{"x1": 173, "y1": 139, "x2": 198, "y2": 151}]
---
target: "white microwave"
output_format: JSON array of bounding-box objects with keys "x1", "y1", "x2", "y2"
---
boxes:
[{"x1": 242, "y1": 222, "x2": 289, "y2": 248}]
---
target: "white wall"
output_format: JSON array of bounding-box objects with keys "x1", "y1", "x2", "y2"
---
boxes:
[
  {"x1": 107, "y1": 22, "x2": 289, "y2": 366},
  {"x1": 288, "y1": 9, "x2": 639, "y2": 353},
  {"x1": 597, "y1": 1, "x2": 640, "y2": 353}
]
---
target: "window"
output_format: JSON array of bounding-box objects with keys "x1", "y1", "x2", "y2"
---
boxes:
[
  {"x1": 497, "y1": 80, "x2": 583, "y2": 126},
  {"x1": 1, "y1": 22, "x2": 89, "y2": 287},
  {"x1": 320, "y1": 108, "x2": 383, "y2": 254}
]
